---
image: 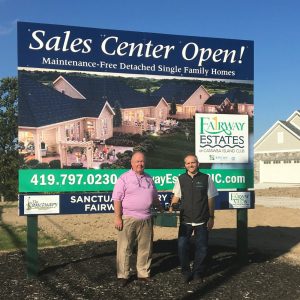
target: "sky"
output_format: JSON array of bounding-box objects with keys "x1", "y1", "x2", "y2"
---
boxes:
[{"x1": 1, "y1": 0, "x2": 299, "y2": 141}]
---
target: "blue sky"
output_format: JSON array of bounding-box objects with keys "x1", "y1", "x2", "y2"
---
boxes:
[{"x1": 1, "y1": 0, "x2": 299, "y2": 141}]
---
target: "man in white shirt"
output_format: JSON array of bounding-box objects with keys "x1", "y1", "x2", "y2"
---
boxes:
[{"x1": 169, "y1": 154, "x2": 218, "y2": 283}]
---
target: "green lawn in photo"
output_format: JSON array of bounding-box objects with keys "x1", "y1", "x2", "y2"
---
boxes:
[{"x1": 146, "y1": 131, "x2": 195, "y2": 168}]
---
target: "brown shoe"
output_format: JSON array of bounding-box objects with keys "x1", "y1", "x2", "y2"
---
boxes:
[{"x1": 138, "y1": 277, "x2": 151, "y2": 283}]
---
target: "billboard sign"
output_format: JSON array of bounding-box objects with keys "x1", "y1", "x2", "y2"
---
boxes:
[{"x1": 18, "y1": 22, "x2": 254, "y2": 213}]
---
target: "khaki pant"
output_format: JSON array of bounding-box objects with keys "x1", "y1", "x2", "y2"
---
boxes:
[{"x1": 117, "y1": 217, "x2": 153, "y2": 279}]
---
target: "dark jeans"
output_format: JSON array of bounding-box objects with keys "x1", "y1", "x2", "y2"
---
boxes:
[{"x1": 178, "y1": 222, "x2": 208, "y2": 276}]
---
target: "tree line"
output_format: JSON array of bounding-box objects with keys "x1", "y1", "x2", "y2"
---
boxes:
[{"x1": 0, "y1": 77, "x2": 18, "y2": 201}]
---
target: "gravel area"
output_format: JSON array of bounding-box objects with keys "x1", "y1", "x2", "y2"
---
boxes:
[{"x1": 1, "y1": 241, "x2": 300, "y2": 300}]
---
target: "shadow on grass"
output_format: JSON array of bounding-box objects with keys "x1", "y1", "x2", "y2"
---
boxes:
[{"x1": 0, "y1": 206, "x2": 25, "y2": 252}]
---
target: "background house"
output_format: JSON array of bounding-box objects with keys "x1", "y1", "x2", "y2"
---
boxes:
[
  {"x1": 153, "y1": 81, "x2": 253, "y2": 119},
  {"x1": 204, "y1": 89, "x2": 253, "y2": 116},
  {"x1": 254, "y1": 110, "x2": 300, "y2": 184},
  {"x1": 152, "y1": 81, "x2": 208, "y2": 119}
]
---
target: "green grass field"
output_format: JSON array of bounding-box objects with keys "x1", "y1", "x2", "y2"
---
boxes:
[
  {"x1": 0, "y1": 224, "x2": 64, "y2": 251},
  {"x1": 0, "y1": 204, "x2": 71, "y2": 251},
  {"x1": 146, "y1": 131, "x2": 195, "y2": 168}
]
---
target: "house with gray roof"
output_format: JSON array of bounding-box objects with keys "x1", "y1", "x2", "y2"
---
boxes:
[
  {"x1": 53, "y1": 75, "x2": 169, "y2": 134},
  {"x1": 18, "y1": 74, "x2": 115, "y2": 166},
  {"x1": 254, "y1": 110, "x2": 300, "y2": 184}
]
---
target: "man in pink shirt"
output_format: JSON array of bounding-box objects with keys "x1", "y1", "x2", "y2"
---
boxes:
[{"x1": 112, "y1": 151, "x2": 163, "y2": 287}]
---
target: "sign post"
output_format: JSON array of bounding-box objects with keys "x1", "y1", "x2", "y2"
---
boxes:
[
  {"x1": 237, "y1": 209, "x2": 248, "y2": 263},
  {"x1": 26, "y1": 215, "x2": 39, "y2": 278}
]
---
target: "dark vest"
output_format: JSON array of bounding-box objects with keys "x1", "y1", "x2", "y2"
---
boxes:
[{"x1": 178, "y1": 172, "x2": 209, "y2": 223}]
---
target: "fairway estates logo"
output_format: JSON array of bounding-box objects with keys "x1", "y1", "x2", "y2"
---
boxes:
[{"x1": 195, "y1": 113, "x2": 248, "y2": 163}]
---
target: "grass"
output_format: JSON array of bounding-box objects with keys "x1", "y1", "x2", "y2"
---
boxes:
[
  {"x1": 0, "y1": 202, "x2": 18, "y2": 208},
  {"x1": 207, "y1": 88, "x2": 227, "y2": 94},
  {"x1": 135, "y1": 86, "x2": 160, "y2": 93},
  {"x1": 146, "y1": 131, "x2": 195, "y2": 168},
  {"x1": 0, "y1": 203, "x2": 72, "y2": 251},
  {"x1": 0, "y1": 223, "x2": 69, "y2": 251}
]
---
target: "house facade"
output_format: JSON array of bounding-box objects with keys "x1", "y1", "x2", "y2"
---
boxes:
[
  {"x1": 117, "y1": 98, "x2": 169, "y2": 133},
  {"x1": 254, "y1": 110, "x2": 300, "y2": 184},
  {"x1": 18, "y1": 75, "x2": 115, "y2": 166},
  {"x1": 175, "y1": 85, "x2": 211, "y2": 119}
]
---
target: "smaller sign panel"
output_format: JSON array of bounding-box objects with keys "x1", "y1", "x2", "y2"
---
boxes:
[
  {"x1": 196, "y1": 113, "x2": 249, "y2": 163},
  {"x1": 229, "y1": 191, "x2": 251, "y2": 208},
  {"x1": 19, "y1": 191, "x2": 254, "y2": 215},
  {"x1": 24, "y1": 195, "x2": 60, "y2": 214},
  {"x1": 19, "y1": 193, "x2": 173, "y2": 215}
]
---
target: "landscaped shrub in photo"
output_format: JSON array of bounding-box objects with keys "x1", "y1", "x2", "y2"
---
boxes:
[
  {"x1": 49, "y1": 160, "x2": 61, "y2": 169},
  {"x1": 35, "y1": 163, "x2": 50, "y2": 169},
  {"x1": 26, "y1": 159, "x2": 39, "y2": 168}
]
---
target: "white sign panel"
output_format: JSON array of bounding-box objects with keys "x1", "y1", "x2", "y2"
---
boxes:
[
  {"x1": 229, "y1": 192, "x2": 251, "y2": 208},
  {"x1": 24, "y1": 195, "x2": 60, "y2": 215},
  {"x1": 195, "y1": 113, "x2": 249, "y2": 163}
]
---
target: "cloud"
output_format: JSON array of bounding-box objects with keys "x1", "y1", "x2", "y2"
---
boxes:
[{"x1": 0, "y1": 19, "x2": 18, "y2": 36}]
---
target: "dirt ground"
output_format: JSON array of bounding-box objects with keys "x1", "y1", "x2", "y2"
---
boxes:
[
  {"x1": 2, "y1": 188, "x2": 300, "y2": 264},
  {"x1": 255, "y1": 187, "x2": 300, "y2": 198}
]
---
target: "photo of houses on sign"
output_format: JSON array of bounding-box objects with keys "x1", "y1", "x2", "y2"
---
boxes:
[{"x1": 18, "y1": 71, "x2": 253, "y2": 169}]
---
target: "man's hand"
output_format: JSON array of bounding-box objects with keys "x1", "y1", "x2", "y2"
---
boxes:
[
  {"x1": 115, "y1": 215, "x2": 123, "y2": 231},
  {"x1": 158, "y1": 205, "x2": 164, "y2": 213},
  {"x1": 207, "y1": 217, "x2": 214, "y2": 231}
]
